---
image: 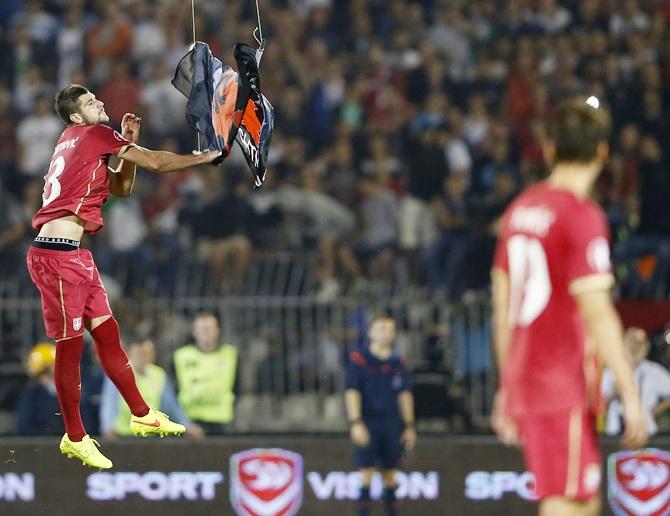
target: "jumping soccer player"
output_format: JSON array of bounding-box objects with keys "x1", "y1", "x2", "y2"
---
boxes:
[
  {"x1": 491, "y1": 98, "x2": 647, "y2": 515},
  {"x1": 345, "y1": 316, "x2": 416, "y2": 516},
  {"x1": 27, "y1": 84, "x2": 221, "y2": 469}
]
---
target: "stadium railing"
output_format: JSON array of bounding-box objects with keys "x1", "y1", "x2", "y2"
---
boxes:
[{"x1": 0, "y1": 273, "x2": 495, "y2": 433}]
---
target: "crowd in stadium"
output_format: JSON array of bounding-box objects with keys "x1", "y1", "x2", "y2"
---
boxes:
[
  {"x1": 0, "y1": 0, "x2": 669, "y2": 445},
  {"x1": 0, "y1": 0, "x2": 669, "y2": 302}
]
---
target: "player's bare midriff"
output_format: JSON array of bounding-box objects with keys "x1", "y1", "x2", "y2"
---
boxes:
[{"x1": 38, "y1": 215, "x2": 86, "y2": 242}]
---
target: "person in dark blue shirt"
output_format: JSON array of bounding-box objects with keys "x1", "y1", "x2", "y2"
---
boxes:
[
  {"x1": 345, "y1": 316, "x2": 417, "y2": 516},
  {"x1": 16, "y1": 343, "x2": 64, "y2": 436}
]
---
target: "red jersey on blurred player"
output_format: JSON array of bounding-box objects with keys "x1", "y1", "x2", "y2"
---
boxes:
[
  {"x1": 26, "y1": 84, "x2": 220, "y2": 470},
  {"x1": 491, "y1": 98, "x2": 647, "y2": 516}
]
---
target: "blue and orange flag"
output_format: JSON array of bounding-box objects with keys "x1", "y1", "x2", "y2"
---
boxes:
[{"x1": 172, "y1": 41, "x2": 273, "y2": 189}]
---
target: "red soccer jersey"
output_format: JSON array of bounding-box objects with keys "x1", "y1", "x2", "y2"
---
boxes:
[
  {"x1": 32, "y1": 124, "x2": 132, "y2": 234},
  {"x1": 493, "y1": 182, "x2": 614, "y2": 416}
]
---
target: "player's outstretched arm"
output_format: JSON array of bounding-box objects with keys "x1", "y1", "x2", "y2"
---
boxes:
[
  {"x1": 576, "y1": 288, "x2": 648, "y2": 449},
  {"x1": 119, "y1": 145, "x2": 222, "y2": 174}
]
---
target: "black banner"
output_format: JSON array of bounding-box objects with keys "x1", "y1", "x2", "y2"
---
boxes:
[{"x1": 0, "y1": 436, "x2": 668, "y2": 515}]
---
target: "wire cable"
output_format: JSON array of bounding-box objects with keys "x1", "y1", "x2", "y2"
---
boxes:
[{"x1": 191, "y1": 0, "x2": 201, "y2": 152}]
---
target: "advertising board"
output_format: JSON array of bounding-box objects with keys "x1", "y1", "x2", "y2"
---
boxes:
[{"x1": 1, "y1": 437, "x2": 668, "y2": 515}]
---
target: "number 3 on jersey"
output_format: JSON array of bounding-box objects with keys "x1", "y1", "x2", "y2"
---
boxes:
[
  {"x1": 507, "y1": 235, "x2": 552, "y2": 326},
  {"x1": 42, "y1": 155, "x2": 65, "y2": 207}
]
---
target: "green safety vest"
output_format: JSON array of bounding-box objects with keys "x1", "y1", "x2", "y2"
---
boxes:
[
  {"x1": 173, "y1": 344, "x2": 237, "y2": 424},
  {"x1": 114, "y1": 363, "x2": 166, "y2": 435}
]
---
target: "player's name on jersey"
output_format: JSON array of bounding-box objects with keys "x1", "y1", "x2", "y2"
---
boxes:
[
  {"x1": 53, "y1": 137, "x2": 79, "y2": 155},
  {"x1": 509, "y1": 206, "x2": 556, "y2": 237}
]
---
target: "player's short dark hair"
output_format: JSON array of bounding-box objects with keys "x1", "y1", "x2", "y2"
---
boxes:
[
  {"x1": 547, "y1": 98, "x2": 611, "y2": 164},
  {"x1": 54, "y1": 84, "x2": 89, "y2": 124}
]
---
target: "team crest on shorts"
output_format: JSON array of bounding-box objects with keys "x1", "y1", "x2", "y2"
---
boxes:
[
  {"x1": 72, "y1": 317, "x2": 82, "y2": 331},
  {"x1": 230, "y1": 448, "x2": 303, "y2": 516},
  {"x1": 608, "y1": 448, "x2": 670, "y2": 516}
]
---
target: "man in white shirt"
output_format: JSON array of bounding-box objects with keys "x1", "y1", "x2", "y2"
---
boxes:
[
  {"x1": 602, "y1": 327, "x2": 670, "y2": 436},
  {"x1": 16, "y1": 95, "x2": 63, "y2": 177}
]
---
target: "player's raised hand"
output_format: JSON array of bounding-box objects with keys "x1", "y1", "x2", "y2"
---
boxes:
[
  {"x1": 491, "y1": 389, "x2": 519, "y2": 446},
  {"x1": 621, "y1": 394, "x2": 649, "y2": 449},
  {"x1": 198, "y1": 149, "x2": 224, "y2": 165},
  {"x1": 121, "y1": 113, "x2": 142, "y2": 143},
  {"x1": 350, "y1": 421, "x2": 370, "y2": 447}
]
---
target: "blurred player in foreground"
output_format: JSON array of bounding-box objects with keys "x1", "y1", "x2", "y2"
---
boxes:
[
  {"x1": 491, "y1": 98, "x2": 648, "y2": 516},
  {"x1": 345, "y1": 316, "x2": 416, "y2": 516},
  {"x1": 26, "y1": 84, "x2": 221, "y2": 469}
]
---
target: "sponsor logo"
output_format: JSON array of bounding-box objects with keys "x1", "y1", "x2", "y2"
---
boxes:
[
  {"x1": 73, "y1": 317, "x2": 82, "y2": 331},
  {"x1": 133, "y1": 419, "x2": 161, "y2": 428},
  {"x1": 608, "y1": 448, "x2": 670, "y2": 516},
  {"x1": 87, "y1": 472, "x2": 224, "y2": 501},
  {"x1": 236, "y1": 129, "x2": 259, "y2": 168},
  {"x1": 465, "y1": 471, "x2": 538, "y2": 501},
  {"x1": 308, "y1": 471, "x2": 439, "y2": 501},
  {"x1": 0, "y1": 473, "x2": 34, "y2": 501},
  {"x1": 230, "y1": 448, "x2": 302, "y2": 516}
]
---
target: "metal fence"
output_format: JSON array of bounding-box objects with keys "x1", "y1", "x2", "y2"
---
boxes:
[{"x1": 0, "y1": 274, "x2": 496, "y2": 432}]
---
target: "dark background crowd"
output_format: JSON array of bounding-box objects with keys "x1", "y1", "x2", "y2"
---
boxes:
[
  {"x1": 0, "y1": 0, "x2": 669, "y2": 302},
  {"x1": 1, "y1": 0, "x2": 670, "y2": 436}
]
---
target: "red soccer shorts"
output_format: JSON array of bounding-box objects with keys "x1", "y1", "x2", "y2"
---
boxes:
[
  {"x1": 517, "y1": 406, "x2": 601, "y2": 501},
  {"x1": 27, "y1": 247, "x2": 112, "y2": 340}
]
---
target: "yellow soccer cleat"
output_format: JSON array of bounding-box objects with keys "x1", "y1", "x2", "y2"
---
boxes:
[
  {"x1": 130, "y1": 408, "x2": 186, "y2": 438},
  {"x1": 60, "y1": 434, "x2": 113, "y2": 470}
]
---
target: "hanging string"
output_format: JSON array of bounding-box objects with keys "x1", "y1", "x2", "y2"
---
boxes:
[
  {"x1": 253, "y1": 0, "x2": 264, "y2": 49},
  {"x1": 191, "y1": 0, "x2": 201, "y2": 152}
]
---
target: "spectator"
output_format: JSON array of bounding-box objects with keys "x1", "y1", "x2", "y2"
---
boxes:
[
  {"x1": 16, "y1": 342, "x2": 63, "y2": 436},
  {"x1": 192, "y1": 172, "x2": 253, "y2": 292},
  {"x1": 141, "y1": 157, "x2": 183, "y2": 291},
  {"x1": 86, "y1": 3, "x2": 133, "y2": 84},
  {"x1": 173, "y1": 313, "x2": 238, "y2": 435},
  {"x1": 338, "y1": 175, "x2": 398, "y2": 284},
  {"x1": 129, "y1": 2, "x2": 167, "y2": 77},
  {"x1": 0, "y1": 178, "x2": 24, "y2": 278},
  {"x1": 56, "y1": 4, "x2": 85, "y2": 86},
  {"x1": 0, "y1": 0, "x2": 669, "y2": 320},
  {"x1": 16, "y1": 94, "x2": 62, "y2": 178},
  {"x1": 462, "y1": 93, "x2": 491, "y2": 152},
  {"x1": 300, "y1": 167, "x2": 356, "y2": 299},
  {"x1": 100, "y1": 338, "x2": 203, "y2": 439},
  {"x1": 138, "y1": 61, "x2": 187, "y2": 141},
  {"x1": 616, "y1": 136, "x2": 670, "y2": 297},
  {"x1": 399, "y1": 115, "x2": 448, "y2": 276},
  {"x1": 0, "y1": 94, "x2": 18, "y2": 189},
  {"x1": 411, "y1": 332, "x2": 473, "y2": 433},
  {"x1": 98, "y1": 60, "x2": 141, "y2": 127},
  {"x1": 602, "y1": 328, "x2": 670, "y2": 436},
  {"x1": 424, "y1": 173, "x2": 471, "y2": 295},
  {"x1": 99, "y1": 193, "x2": 150, "y2": 294}
]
